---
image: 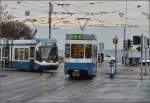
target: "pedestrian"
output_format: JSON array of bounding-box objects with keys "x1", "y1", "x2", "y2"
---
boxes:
[{"x1": 109, "y1": 60, "x2": 115, "y2": 79}]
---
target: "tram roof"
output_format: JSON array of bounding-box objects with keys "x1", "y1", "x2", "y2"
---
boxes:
[
  {"x1": 37, "y1": 38, "x2": 57, "y2": 43},
  {"x1": 0, "y1": 38, "x2": 57, "y2": 45}
]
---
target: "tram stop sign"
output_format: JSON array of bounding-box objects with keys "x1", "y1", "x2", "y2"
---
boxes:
[{"x1": 113, "y1": 35, "x2": 118, "y2": 44}]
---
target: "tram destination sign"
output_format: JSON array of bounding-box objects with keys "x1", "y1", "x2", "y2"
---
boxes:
[{"x1": 66, "y1": 34, "x2": 96, "y2": 40}]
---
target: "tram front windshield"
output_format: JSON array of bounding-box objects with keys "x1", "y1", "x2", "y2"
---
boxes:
[
  {"x1": 65, "y1": 44, "x2": 92, "y2": 59},
  {"x1": 36, "y1": 46, "x2": 58, "y2": 62}
]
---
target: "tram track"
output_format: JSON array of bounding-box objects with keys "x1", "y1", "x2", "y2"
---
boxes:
[
  {"x1": 1, "y1": 69, "x2": 61, "y2": 90},
  {"x1": 1, "y1": 64, "x2": 99, "y2": 103},
  {"x1": 1, "y1": 76, "x2": 40, "y2": 89},
  {"x1": 1, "y1": 74, "x2": 78, "y2": 103},
  {"x1": 6, "y1": 80, "x2": 80, "y2": 103},
  {"x1": 23, "y1": 81, "x2": 84, "y2": 103},
  {"x1": 24, "y1": 79, "x2": 98, "y2": 103},
  {"x1": 2, "y1": 73, "x2": 94, "y2": 103},
  {"x1": 2, "y1": 76, "x2": 62, "y2": 97}
]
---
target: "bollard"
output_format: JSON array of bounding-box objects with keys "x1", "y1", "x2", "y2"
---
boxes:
[{"x1": 109, "y1": 60, "x2": 115, "y2": 79}]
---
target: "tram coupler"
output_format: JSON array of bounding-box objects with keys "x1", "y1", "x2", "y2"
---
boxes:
[{"x1": 72, "y1": 70, "x2": 80, "y2": 77}]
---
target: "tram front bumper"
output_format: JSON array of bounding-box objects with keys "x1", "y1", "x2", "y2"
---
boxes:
[
  {"x1": 64, "y1": 63, "x2": 94, "y2": 76},
  {"x1": 34, "y1": 62, "x2": 59, "y2": 71}
]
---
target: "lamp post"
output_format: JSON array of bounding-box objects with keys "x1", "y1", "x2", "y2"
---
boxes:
[{"x1": 147, "y1": 0, "x2": 150, "y2": 80}]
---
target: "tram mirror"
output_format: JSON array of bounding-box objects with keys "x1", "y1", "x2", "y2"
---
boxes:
[{"x1": 65, "y1": 44, "x2": 70, "y2": 58}]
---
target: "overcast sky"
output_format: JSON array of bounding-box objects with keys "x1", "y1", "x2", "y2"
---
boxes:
[
  {"x1": 1, "y1": 1, "x2": 149, "y2": 27},
  {"x1": 1, "y1": 1, "x2": 149, "y2": 50}
]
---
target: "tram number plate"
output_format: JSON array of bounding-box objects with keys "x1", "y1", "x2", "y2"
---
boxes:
[{"x1": 73, "y1": 70, "x2": 79, "y2": 77}]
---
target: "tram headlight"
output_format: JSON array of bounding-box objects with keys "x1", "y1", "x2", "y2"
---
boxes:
[
  {"x1": 42, "y1": 60, "x2": 47, "y2": 64},
  {"x1": 50, "y1": 61, "x2": 53, "y2": 63},
  {"x1": 55, "y1": 61, "x2": 59, "y2": 64}
]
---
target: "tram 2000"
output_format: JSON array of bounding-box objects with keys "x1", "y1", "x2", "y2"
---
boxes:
[{"x1": 64, "y1": 34, "x2": 98, "y2": 78}]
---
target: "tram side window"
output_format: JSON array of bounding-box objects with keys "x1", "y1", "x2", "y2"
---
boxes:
[
  {"x1": 15, "y1": 48, "x2": 19, "y2": 60},
  {"x1": 71, "y1": 44, "x2": 84, "y2": 58},
  {"x1": 14, "y1": 48, "x2": 29, "y2": 60},
  {"x1": 24, "y1": 48, "x2": 29, "y2": 60},
  {"x1": 65, "y1": 44, "x2": 70, "y2": 58},
  {"x1": 85, "y1": 44, "x2": 92, "y2": 58},
  {"x1": 19, "y1": 48, "x2": 24, "y2": 60}
]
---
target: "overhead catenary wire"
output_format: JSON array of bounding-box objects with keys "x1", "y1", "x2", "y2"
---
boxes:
[{"x1": 1, "y1": 1, "x2": 149, "y2": 27}]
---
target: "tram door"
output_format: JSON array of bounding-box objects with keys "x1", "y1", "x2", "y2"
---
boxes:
[
  {"x1": 29, "y1": 47, "x2": 35, "y2": 71},
  {"x1": 2, "y1": 45, "x2": 10, "y2": 68}
]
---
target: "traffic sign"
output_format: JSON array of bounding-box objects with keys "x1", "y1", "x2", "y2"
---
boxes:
[{"x1": 113, "y1": 35, "x2": 118, "y2": 44}]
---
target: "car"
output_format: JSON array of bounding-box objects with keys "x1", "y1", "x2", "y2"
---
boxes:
[
  {"x1": 141, "y1": 59, "x2": 150, "y2": 65},
  {"x1": 97, "y1": 52, "x2": 115, "y2": 63},
  {"x1": 104, "y1": 54, "x2": 115, "y2": 63}
]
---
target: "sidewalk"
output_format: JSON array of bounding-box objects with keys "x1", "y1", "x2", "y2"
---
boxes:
[{"x1": 98, "y1": 63, "x2": 150, "y2": 80}]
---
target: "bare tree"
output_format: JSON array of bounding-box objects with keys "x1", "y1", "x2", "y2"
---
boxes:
[
  {"x1": 1, "y1": 21, "x2": 34, "y2": 39},
  {"x1": 0, "y1": 4, "x2": 13, "y2": 23},
  {"x1": 0, "y1": 5, "x2": 36, "y2": 39}
]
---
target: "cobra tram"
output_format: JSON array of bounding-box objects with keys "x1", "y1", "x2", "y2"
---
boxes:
[
  {"x1": 0, "y1": 38, "x2": 59, "y2": 71},
  {"x1": 64, "y1": 34, "x2": 98, "y2": 78}
]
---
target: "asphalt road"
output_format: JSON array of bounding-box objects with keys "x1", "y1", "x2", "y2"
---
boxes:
[{"x1": 0, "y1": 63, "x2": 150, "y2": 103}]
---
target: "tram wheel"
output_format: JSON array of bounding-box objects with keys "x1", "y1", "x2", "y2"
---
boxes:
[
  {"x1": 81, "y1": 72, "x2": 88, "y2": 80},
  {"x1": 69, "y1": 73, "x2": 73, "y2": 80}
]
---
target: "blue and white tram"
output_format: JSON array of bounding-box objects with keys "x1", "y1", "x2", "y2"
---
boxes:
[
  {"x1": 64, "y1": 34, "x2": 98, "y2": 78},
  {"x1": 0, "y1": 38, "x2": 59, "y2": 71}
]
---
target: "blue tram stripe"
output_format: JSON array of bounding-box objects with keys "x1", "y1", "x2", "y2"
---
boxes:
[
  {"x1": 64, "y1": 62, "x2": 96, "y2": 76},
  {"x1": 11, "y1": 60, "x2": 58, "y2": 71},
  {"x1": 11, "y1": 61, "x2": 30, "y2": 70}
]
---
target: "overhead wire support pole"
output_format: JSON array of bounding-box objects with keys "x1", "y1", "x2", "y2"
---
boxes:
[
  {"x1": 141, "y1": 34, "x2": 143, "y2": 80},
  {"x1": 143, "y1": 36, "x2": 148, "y2": 75},
  {"x1": 149, "y1": 0, "x2": 150, "y2": 81},
  {"x1": 125, "y1": 0, "x2": 127, "y2": 41},
  {"x1": 49, "y1": 2, "x2": 53, "y2": 39},
  {"x1": 123, "y1": 0, "x2": 128, "y2": 65},
  {"x1": 115, "y1": 40, "x2": 117, "y2": 74},
  {"x1": 0, "y1": 0, "x2": 1, "y2": 35},
  {"x1": 0, "y1": 0, "x2": 1, "y2": 102}
]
